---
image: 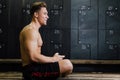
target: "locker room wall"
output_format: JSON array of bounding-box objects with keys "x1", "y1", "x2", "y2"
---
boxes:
[
  {"x1": 71, "y1": 0, "x2": 120, "y2": 60},
  {"x1": 0, "y1": 0, "x2": 120, "y2": 60},
  {"x1": 0, "y1": 0, "x2": 71, "y2": 58},
  {"x1": 0, "y1": 0, "x2": 8, "y2": 58}
]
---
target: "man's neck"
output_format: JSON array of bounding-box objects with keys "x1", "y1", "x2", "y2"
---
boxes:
[{"x1": 30, "y1": 18, "x2": 41, "y2": 30}]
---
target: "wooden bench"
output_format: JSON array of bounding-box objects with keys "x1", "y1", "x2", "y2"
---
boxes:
[
  {"x1": 0, "y1": 59, "x2": 21, "y2": 63},
  {"x1": 1, "y1": 59, "x2": 120, "y2": 64},
  {"x1": 0, "y1": 59, "x2": 120, "y2": 80},
  {"x1": 71, "y1": 59, "x2": 120, "y2": 64}
]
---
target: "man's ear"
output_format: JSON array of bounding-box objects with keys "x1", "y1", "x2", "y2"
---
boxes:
[{"x1": 34, "y1": 12, "x2": 38, "y2": 18}]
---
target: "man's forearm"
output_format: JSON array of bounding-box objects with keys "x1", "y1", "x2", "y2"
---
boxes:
[{"x1": 31, "y1": 53, "x2": 55, "y2": 63}]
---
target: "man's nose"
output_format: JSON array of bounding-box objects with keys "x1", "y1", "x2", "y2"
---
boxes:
[{"x1": 47, "y1": 15, "x2": 49, "y2": 19}]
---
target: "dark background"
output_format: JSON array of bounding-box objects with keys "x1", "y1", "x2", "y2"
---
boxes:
[
  {"x1": 0, "y1": 0, "x2": 120, "y2": 72},
  {"x1": 0, "y1": 0, "x2": 71, "y2": 59}
]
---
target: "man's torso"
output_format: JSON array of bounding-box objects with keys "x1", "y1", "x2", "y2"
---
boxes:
[{"x1": 20, "y1": 24, "x2": 43, "y2": 66}]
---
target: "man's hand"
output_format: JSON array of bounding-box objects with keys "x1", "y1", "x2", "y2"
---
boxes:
[{"x1": 52, "y1": 53, "x2": 65, "y2": 62}]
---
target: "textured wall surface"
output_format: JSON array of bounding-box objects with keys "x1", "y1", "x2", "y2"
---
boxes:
[
  {"x1": 71, "y1": 0, "x2": 120, "y2": 60},
  {"x1": 0, "y1": 0, "x2": 120, "y2": 60}
]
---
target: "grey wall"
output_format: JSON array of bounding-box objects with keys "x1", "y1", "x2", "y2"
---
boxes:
[{"x1": 71, "y1": 0, "x2": 120, "y2": 60}]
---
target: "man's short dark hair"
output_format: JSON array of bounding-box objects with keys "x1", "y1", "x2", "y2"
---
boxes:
[{"x1": 30, "y1": 2, "x2": 47, "y2": 17}]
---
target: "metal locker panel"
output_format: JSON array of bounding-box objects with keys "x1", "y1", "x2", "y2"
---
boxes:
[
  {"x1": 48, "y1": 0, "x2": 64, "y2": 27},
  {"x1": 42, "y1": 28, "x2": 63, "y2": 56},
  {"x1": 49, "y1": 29, "x2": 63, "y2": 43},
  {"x1": 71, "y1": 29, "x2": 97, "y2": 59},
  {"x1": 78, "y1": 6, "x2": 97, "y2": 30},
  {"x1": 99, "y1": 30, "x2": 120, "y2": 59},
  {"x1": 99, "y1": 44, "x2": 119, "y2": 60},
  {"x1": 105, "y1": 30, "x2": 120, "y2": 44},
  {"x1": 99, "y1": 0, "x2": 120, "y2": 30},
  {"x1": 71, "y1": 44, "x2": 91, "y2": 59},
  {"x1": 71, "y1": 0, "x2": 98, "y2": 59},
  {"x1": 40, "y1": 0, "x2": 71, "y2": 58},
  {"x1": 98, "y1": 0, "x2": 120, "y2": 60},
  {"x1": 78, "y1": 30, "x2": 97, "y2": 43},
  {"x1": 0, "y1": 0, "x2": 8, "y2": 58},
  {"x1": 6, "y1": 0, "x2": 22, "y2": 58},
  {"x1": 0, "y1": 24, "x2": 8, "y2": 58},
  {"x1": 71, "y1": 0, "x2": 98, "y2": 29},
  {"x1": 78, "y1": 30, "x2": 97, "y2": 59},
  {"x1": 71, "y1": 0, "x2": 120, "y2": 60},
  {"x1": 105, "y1": 13, "x2": 120, "y2": 30}
]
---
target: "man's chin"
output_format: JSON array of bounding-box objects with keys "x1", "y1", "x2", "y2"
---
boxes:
[{"x1": 42, "y1": 23, "x2": 47, "y2": 26}]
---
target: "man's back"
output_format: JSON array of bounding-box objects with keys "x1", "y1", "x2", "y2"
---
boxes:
[{"x1": 19, "y1": 24, "x2": 43, "y2": 66}]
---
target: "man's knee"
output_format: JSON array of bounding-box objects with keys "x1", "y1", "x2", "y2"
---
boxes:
[
  {"x1": 59, "y1": 59, "x2": 73, "y2": 74},
  {"x1": 64, "y1": 59, "x2": 73, "y2": 72}
]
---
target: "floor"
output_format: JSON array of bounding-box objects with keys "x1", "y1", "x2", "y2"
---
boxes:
[{"x1": 0, "y1": 72, "x2": 120, "y2": 80}]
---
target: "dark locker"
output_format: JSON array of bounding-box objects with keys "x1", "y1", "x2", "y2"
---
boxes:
[
  {"x1": 71, "y1": 0, "x2": 120, "y2": 60},
  {"x1": 98, "y1": 0, "x2": 120, "y2": 59},
  {"x1": 6, "y1": 0, "x2": 22, "y2": 58},
  {"x1": 0, "y1": 0, "x2": 8, "y2": 58},
  {"x1": 1, "y1": 0, "x2": 120, "y2": 60},
  {"x1": 71, "y1": 0, "x2": 98, "y2": 59},
  {"x1": 71, "y1": 30, "x2": 97, "y2": 59},
  {"x1": 41, "y1": 0, "x2": 71, "y2": 58}
]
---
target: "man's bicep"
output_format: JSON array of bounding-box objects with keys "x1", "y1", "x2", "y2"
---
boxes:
[
  {"x1": 24, "y1": 32, "x2": 38, "y2": 54},
  {"x1": 25, "y1": 39, "x2": 37, "y2": 52}
]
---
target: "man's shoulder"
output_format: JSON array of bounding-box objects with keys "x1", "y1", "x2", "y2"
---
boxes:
[{"x1": 21, "y1": 26, "x2": 36, "y2": 35}]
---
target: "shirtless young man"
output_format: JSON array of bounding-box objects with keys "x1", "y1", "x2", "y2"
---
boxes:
[{"x1": 19, "y1": 1, "x2": 73, "y2": 79}]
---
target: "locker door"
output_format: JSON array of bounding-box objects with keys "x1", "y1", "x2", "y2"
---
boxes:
[
  {"x1": 98, "y1": 0, "x2": 120, "y2": 59},
  {"x1": 0, "y1": 0, "x2": 8, "y2": 58},
  {"x1": 71, "y1": 0, "x2": 98, "y2": 59}
]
